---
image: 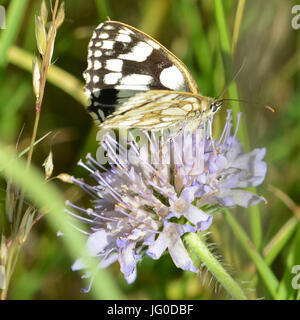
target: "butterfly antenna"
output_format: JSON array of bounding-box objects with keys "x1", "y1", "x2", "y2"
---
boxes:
[
  {"x1": 215, "y1": 59, "x2": 275, "y2": 112},
  {"x1": 219, "y1": 98, "x2": 276, "y2": 113},
  {"x1": 216, "y1": 58, "x2": 246, "y2": 100}
]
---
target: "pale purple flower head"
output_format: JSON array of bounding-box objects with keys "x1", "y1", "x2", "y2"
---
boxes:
[{"x1": 67, "y1": 110, "x2": 267, "y2": 285}]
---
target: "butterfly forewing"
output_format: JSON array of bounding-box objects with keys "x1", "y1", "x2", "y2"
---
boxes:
[{"x1": 84, "y1": 21, "x2": 199, "y2": 124}]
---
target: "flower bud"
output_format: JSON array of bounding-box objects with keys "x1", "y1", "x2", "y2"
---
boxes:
[
  {"x1": 35, "y1": 15, "x2": 47, "y2": 56},
  {"x1": 43, "y1": 151, "x2": 54, "y2": 179},
  {"x1": 40, "y1": 0, "x2": 48, "y2": 25},
  {"x1": 56, "y1": 173, "x2": 74, "y2": 184},
  {"x1": 56, "y1": 2, "x2": 65, "y2": 29},
  {"x1": 32, "y1": 56, "x2": 41, "y2": 99}
]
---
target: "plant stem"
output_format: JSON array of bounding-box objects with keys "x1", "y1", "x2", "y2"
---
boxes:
[
  {"x1": 6, "y1": 1, "x2": 60, "y2": 298},
  {"x1": 184, "y1": 232, "x2": 248, "y2": 300},
  {"x1": 0, "y1": 242, "x2": 20, "y2": 300},
  {"x1": 13, "y1": 112, "x2": 40, "y2": 236},
  {"x1": 13, "y1": 0, "x2": 59, "y2": 236}
]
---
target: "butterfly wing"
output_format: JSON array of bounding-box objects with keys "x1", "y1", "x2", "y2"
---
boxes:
[
  {"x1": 84, "y1": 21, "x2": 199, "y2": 123},
  {"x1": 98, "y1": 90, "x2": 212, "y2": 130}
]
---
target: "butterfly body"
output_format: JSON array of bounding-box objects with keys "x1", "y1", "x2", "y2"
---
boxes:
[{"x1": 83, "y1": 21, "x2": 221, "y2": 131}]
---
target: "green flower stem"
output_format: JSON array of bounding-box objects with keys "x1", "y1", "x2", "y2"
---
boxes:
[
  {"x1": 184, "y1": 232, "x2": 248, "y2": 300},
  {"x1": 224, "y1": 210, "x2": 279, "y2": 299}
]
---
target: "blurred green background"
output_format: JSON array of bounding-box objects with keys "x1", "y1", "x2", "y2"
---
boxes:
[{"x1": 0, "y1": 0, "x2": 300, "y2": 299}]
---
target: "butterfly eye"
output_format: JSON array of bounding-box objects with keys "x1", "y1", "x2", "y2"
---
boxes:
[{"x1": 210, "y1": 101, "x2": 222, "y2": 113}]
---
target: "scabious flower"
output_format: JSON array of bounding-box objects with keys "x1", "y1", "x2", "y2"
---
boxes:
[{"x1": 66, "y1": 110, "x2": 267, "y2": 286}]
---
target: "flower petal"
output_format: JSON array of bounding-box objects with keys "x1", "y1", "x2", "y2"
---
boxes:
[
  {"x1": 217, "y1": 189, "x2": 266, "y2": 208},
  {"x1": 183, "y1": 205, "x2": 213, "y2": 231},
  {"x1": 99, "y1": 252, "x2": 118, "y2": 268},
  {"x1": 146, "y1": 232, "x2": 168, "y2": 260},
  {"x1": 71, "y1": 258, "x2": 85, "y2": 271},
  {"x1": 118, "y1": 241, "x2": 137, "y2": 284},
  {"x1": 166, "y1": 224, "x2": 197, "y2": 273},
  {"x1": 87, "y1": 230, "x2": 109, "y2": 255}
]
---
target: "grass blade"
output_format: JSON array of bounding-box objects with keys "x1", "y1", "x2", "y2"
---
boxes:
[
  {"x1": 0, "y1": 143, "x2": 124, "y2": 299},
  {"x1": 224, "y1": 210, "x2": 279, "y2": 299},
  {"x1": 213, "y1": 0, "x2": 262, "y2": 251},
  {"x1": 0, "y1": 0, "x2": 28, "y2": 68},
  {"x1": 7, "y1": 45, "x2": 87, "y2": 105}
]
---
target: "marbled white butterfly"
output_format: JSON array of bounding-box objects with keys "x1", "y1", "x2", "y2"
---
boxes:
[{"x1": 83, "y1": 21, "x2": 222, "y2": 131}]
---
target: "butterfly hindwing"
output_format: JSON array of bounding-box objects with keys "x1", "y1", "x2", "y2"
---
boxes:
[{"x1": 98, "y1": 90, "x2": 210, "y2": 130}]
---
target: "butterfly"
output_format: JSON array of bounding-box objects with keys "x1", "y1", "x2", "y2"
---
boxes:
[{"x1": 83, "y1": 20, "x2": 222, "y2": 132}]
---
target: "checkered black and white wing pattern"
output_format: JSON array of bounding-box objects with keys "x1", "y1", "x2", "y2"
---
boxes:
[{"x1": 83, "y1": 21, "x2": 199, "y2": 124}]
